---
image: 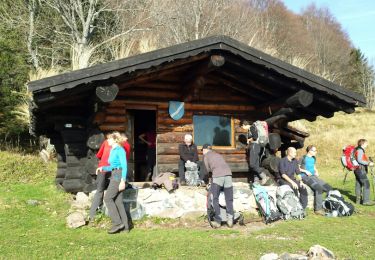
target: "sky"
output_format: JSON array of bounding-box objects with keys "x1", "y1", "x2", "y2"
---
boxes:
[{"x1": 282, "y1": 0, "x2": 375, "y2": 62}]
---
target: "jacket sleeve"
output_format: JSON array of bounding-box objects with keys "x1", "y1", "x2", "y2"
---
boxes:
[
  {"x1": 96, "y1": 141, "x2": 106, "y2": 159},
  {"x1": 118, "y1": 148, "x2": 128, "y2": 180},
  {"x1": 179, "y1": 144, "x2": 188, "y2": 162},
  {"x1": 279, "y1": 159, "x2": 290, "y2": 181},
  {"x1": 204, "y1": 155, "x2": 211, "y2": 173}
]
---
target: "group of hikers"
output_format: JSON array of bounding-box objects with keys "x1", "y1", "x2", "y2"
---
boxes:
[{"x1": 88, "y1": 121, "x2": 375, "y2": 233}]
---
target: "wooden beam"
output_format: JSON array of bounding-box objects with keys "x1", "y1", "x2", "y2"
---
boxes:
[
  {"x1": 212, "y1": 73, "x2": 268, "y2": 101},
  {"x1": 183, "y1": 76, "x2": 206, "y2": 102},
  {"x1": 181, "y1": 55, "x2": 226, "y2": 101}
]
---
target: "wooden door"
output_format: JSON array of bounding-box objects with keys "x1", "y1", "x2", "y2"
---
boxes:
[{"x1": 125, "y1": 112, "x2": 135, "y2": 182}]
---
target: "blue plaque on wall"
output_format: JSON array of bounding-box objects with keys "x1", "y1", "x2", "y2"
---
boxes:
[{"x1": 168, "y1": 101, "x2": 185, "y2": 120}]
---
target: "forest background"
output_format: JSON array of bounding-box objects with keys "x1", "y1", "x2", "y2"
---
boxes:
[{"x1": 0, "y1": 0, "x2": 374, "y2": 148}]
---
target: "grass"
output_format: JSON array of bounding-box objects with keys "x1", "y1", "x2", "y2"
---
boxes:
[{"x1": 1, "y1": 109, "x2": 375, "y2": 259}]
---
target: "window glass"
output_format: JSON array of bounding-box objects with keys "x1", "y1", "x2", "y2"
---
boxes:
[{"x1": 193, "y1": 115, "x2": 232, "y2": 146}]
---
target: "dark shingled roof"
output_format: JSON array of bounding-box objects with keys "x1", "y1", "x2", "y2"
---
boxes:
[{"x1": 28, "y1": 35, "x2": 365, "y2": 107}]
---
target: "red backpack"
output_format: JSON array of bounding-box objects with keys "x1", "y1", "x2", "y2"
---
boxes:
[{"x1": 341, "y1": 145, "x2": 359, "y2": 171}]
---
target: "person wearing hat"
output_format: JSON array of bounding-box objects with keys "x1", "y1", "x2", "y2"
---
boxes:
[{"x1": 202, "y1": 144, "x2": 234, "y2": 228}]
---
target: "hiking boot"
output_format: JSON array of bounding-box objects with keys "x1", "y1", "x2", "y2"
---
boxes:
[
  {"x1": 314, "y1": 209, "x2": 325, "y2": 216},
  {"x1": 107, "y1": 224, "x2": 125, "y2": 234},
  {"x1": 210, "y1": 221, "x2": 221, "y2": 229},
  {"x1": 227, "y1": 219, "x2": 234, "y2": 228},
  {"x1": 362, "y1": 201, "x2": 375, "y2": 206}
]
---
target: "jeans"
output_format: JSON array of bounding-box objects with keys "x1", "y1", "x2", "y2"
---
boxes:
[
  {"x1": 211, "y1": 176, "x2": 234, "y2": 223},
  {"x1": 178, "y1": 160, "x2": 207, "y2": 182},
  {"x1": 302, "y1": 175, "x2": 332, "y2": 210},
  {"x1": 280, "y1": 179, "x2": 308, "y2": 209},
  {"x1": 354, "y1": 167, "x2": 371, "y2": 203},
  {"x1": 104, "y1": 170, "x2": 129, "y2": 229},
  {"x1": 89, "y1": 171, "x2": 111, "y2": 220}
]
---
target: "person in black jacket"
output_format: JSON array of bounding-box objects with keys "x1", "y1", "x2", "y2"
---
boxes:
[
  {"x1": 241, "y1": 120, "x2": 268, "y2": 185},
  {"x1": 178, "y1": 134, "x2": 207, "y2": 185}
]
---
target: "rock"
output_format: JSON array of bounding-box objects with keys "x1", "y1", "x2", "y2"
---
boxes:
[
  {"x1": 307, "y1": 245, "x2": 335, "y2": 260},
  {"x1": 27, "y1": 199, "x2": 40, "y2": 206},
  {"x1": 66, "y1": 212, "x2": 86, "y2": 228},
  {"x1": 259, "y1": 253, "x2": 279, "y2": 260},
  {"x1": 71, "y1": 192, "x2": 90, "y2": 210},
  {"x1": 156, "y1": 208, "x2": 184, "y2": 218},
  {"x1": 279, "y1": 253, "x2": 308, "y2": 260},
  {"x1": 76, "y1": 192, "x2": 89, "y2": 204}
]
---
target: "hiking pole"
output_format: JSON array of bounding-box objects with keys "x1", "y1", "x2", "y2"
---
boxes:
[{"x1": 342, "y1": 167, "x2": 349, "y2": 185}]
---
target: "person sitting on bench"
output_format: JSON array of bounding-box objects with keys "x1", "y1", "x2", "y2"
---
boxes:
[
  {"x1": 178, "y1": 134, "x2": 207, "y2": 185},
  {"x1": 299, "y1": 145, "x2": 332, "y2": 215}
]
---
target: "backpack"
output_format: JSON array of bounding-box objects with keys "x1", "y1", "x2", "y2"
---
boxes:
[
  {"x1": 152, "y1": 172, "x2": 179, "y2": 192},
  {"x1": 276, "y1": 185, "x2": 305, "y2": 220},
  {"x1": 184, "y1": 161, "x2": 201, "y2": 186},
  {"x1": 341, "y1": 145, "x2": 359, "y2": 171},
  {"x1": 323, "y1": 190, "x2": 354, "y2": 217},
  {"x1": 250, "y1": 121, "x2": 269, "y2": 147},
  {"x1": 252, "y1": 184, "x2": 283, "y2": 224}
]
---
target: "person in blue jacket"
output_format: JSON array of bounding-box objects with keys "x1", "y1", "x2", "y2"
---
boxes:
[{"x1": 97, "y1": 132, "x2": 129, "y2": 234}]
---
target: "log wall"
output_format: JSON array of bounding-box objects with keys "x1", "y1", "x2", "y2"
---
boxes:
[
  {"x1": 96, "y1": 95, "x2": 252, "y2": 175},
  {"x1": 156, "y1": 103, "x2": 250, "y2": 174}
]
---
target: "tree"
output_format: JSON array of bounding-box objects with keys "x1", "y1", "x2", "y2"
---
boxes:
[{"x1": 0, "y1": 26, "x2": 30, "y2": 140}]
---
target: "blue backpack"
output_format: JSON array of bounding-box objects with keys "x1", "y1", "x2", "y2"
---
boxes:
[{"x1": 252, "y1": 184, "x2": 283, "y2": 224}]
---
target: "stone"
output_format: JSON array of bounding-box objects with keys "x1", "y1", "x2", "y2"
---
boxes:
[
  {"x1": 66, "y1": 211, "x2": 86, "y2": 229},
  {"x1": 27, "y1": 199, "x2": 40, "y2": 206},
  {"x1": 279, "y1": 253, "x2": 308, "y2": 260},
  {"x1": 71, "y1": 192, "x2": 91, "y2": 210},
  {"x1": 259, "y1": 253, "x2": 279, "y2": 260},
  {"x1": 307, "y1": 245, "x2": 335, "y2": 260}
]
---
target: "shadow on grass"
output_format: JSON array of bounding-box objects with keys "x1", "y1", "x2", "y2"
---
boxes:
[{"x1": 336, "y1": 188, "x2": 356, "y2": 203}]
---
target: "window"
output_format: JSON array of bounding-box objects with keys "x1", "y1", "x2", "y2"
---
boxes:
[{"x1": 193, "y1": 115, "x2": 233, "y2": 147}]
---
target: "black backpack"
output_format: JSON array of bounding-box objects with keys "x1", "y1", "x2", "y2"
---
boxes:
[{"x1": 323, "y1": 190, "x2": 354, "y2": 216}]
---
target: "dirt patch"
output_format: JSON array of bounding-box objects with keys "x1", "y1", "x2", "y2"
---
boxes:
[{"x1": 134, "y1": 216, "x2": 272, "y2": 235}]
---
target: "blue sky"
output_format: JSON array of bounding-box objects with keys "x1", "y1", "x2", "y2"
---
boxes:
[{"x1": 282, "y1": 0, "x2": 375, "y2": 61}]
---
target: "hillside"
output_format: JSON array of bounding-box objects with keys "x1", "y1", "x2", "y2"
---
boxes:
[{"x1": 293, "y1": 108, "x2": 375, "y2": 173}]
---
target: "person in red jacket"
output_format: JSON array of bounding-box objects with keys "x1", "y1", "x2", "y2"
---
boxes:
[{"x1": 88, "y1": 132, "x2": 131, "y2": 222}]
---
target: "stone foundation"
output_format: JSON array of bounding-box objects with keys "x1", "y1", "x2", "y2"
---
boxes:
[{"x1": 118, "y1": 182, "x2": 314, "y2": 220}]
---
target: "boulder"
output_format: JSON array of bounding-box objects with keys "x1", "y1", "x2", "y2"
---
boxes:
[
  {"x1": 307, "y1": 245, "x2": 335, "y2": 260},
  {"x1": 66, "y1": 211, "x2": 86, "y2": 228}
]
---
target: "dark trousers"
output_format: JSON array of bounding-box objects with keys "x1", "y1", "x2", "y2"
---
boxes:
[
  {"x1": 104, "y1": 170, "x2": 129, "y2": 229},
  {"x1": 248, "y1": 143, "x2": 263, "y2": 182},
  {"x1": 354, "y1": 167, "x2": 371, "y2": 203},
  {"x1": 302, "y1": 175, "x2": 332, "y2": 210},
  {"x1": 211, "y1": 176, "x2": 234, "y2": 223},
  {"x1": 280, "y1": 179, "x2": 308, "y2": 209},
  {"x1": 89, "y1": 171, "x2": 111, "y2": 220},
  {"x1": 178, "y1": 160, "x2": 207, "y2": 183}
]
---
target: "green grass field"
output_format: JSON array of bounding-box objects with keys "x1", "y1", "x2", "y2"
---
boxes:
[{"x1": 1, "y1": 109, "x2": 375, "y2": 259}]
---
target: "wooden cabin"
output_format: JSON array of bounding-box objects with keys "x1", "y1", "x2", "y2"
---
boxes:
[{"x1": 28, "y1": 36, "x2": 365, "y2": 193}]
